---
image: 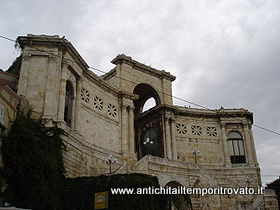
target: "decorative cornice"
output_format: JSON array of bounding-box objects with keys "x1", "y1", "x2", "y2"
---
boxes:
[
  {"x1": 111, "y1": 54, "x2": 176, "y2": 81},
  {"x1": 119, "y1": 90, "x2": 139, "y2": 100},
  {"x1": 83, "y1": 69, "x2": 119, "y2": 96},
  {"x1": 136, "y1": 104, "x2": 177, "y2": 121},
  {"x1": 174, "y1": 106, "x2": 253, "y2": 123},
  {"x1": 102, "y1": 68, "x2": 117, "y2": 80},
  {"x1": 17, "y1": 34, "x2": 89, "y2": 70},
  {"x1": 0, "y1": 85, "x2": 20, "y2": 111},
  {"x1": 83, "y1": 70, "x2": 139, "y2": 101}
]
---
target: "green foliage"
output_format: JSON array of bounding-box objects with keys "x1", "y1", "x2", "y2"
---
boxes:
[
  {"x1": 63, "y1": 174, "x2": 166, "y2": 210},
  {"x1": 62, "y1": 173, "x2": 192, "y2": 210},
  {"x1": 2, "y1": 112, "x2": 65, "y2": 210},
  {"x1": 267, "y1": 177, "x2": 280, "y2": 208}
]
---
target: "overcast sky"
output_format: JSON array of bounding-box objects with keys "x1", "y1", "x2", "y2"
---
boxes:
[{"x1": 1, "y1": 0, "x2": 279, "y2": 185}]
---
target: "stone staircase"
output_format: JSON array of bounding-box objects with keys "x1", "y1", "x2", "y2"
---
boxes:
[
  {"x1": 196, "y1": 164, "x2": 266, "y2": 210},
  {"x1": 112, "y1": 155, "x2": 274, "y2": 209},
  {"x1": 131, "y1": 155, "x2": 149, "y2": 172}
]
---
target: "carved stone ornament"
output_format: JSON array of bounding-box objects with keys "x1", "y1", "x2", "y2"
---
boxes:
[
  {"x1": 62, "y1": 59, "x2": 69, "y2": 65},
  {"x1": 93, "y1": 96, "x2": 103, "y2": 111},
  {"x1": 206, "y1": 126, "x2": 218, "y2": 137},
  {"x1": 108, "y1": 104, "x2": 117, "y2": 117},
  {"x1": 49, "y1": 56, "x2": 58, "y2": 63},
  {"x1": 22, "y1": 55, "x2": 31, "y2": 62},
  {"x1": 191, "y1": 125, "x2": 202, "y2": 136},
  {"x1": 81, "y1": 88, "x2": 90, "y2": 103},
  {"x1": 176, "y1": 123, "x2": 187, "y2": 134}
]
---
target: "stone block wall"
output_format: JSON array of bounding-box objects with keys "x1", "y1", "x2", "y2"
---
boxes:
[{"x1": 13, "y1": 35, "x2": 276, "y2": 209}]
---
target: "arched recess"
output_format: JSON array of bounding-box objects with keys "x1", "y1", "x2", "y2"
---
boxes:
[
  {"x1": 133, "y1": 83, "x2": 161, "y2": 116},
  {"x1": 64, "y1": 80, "x2": 74, "y2": 127},
  {"x1": 165, "y1": 181, "x2": 192, "y2": 210},
  {"x1": 133, "y1": 83, "x2": 164, "y2": 159}
]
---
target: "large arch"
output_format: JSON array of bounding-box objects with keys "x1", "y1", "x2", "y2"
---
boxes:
[
  {"x1": 133, "y1": 83, "x2": 164, "y2": 159},
  {"x1": 133, "y1": 83, "x2": 161, "y2": 116}
]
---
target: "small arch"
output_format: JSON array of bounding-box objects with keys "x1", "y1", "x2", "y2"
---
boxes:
[
  {"x1": 165, "y1": 181, "x2": 192, "y2": 210},
  {"x1": 64, "y1": 80, "x2": 74, "y2": 127},
  {"x1": 228, "y1": 131, "x2": 243, "y2": 139},
  {"x1": 227, "y1": 131, "x2": 246, "y2": 164},
  {"x1": 165, "y1": 181, "x2": 183, "y2": 188}
]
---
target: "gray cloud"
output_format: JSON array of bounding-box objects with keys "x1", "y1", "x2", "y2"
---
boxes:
[{"x1": 1, "y1": 0, "x2": 279, "y2": 185}]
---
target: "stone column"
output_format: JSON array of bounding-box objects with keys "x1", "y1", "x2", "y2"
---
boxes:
[
  {"x1": 249, "y1": 124, "x2": 258, "y2": 164},
  {"x1": 244, "y1": 123, "x2": 254, "y2": 165},
  {"x1": 170, "y1": 118, "x2": 178, "y2": 160},
  {"x1": 221, "y1": 123, "x2": 231, "y2": 166},
  {"x1": 57, "y1": 61, "x2": 68, "y2": 122},
  {"x1": 121, "y1": 105, "x2": 129, "y2": 154},
  {"x1": 165, "y1": 116, "x2": 172, "y2": 160},
  {"x1": 74, "y1": 78, "x2": 82, "y2": 131},
  {"x1": 17, "y1": 54, "x2": 31, "y2": 96},
  {"x1": 128, "y1": 106, "x2": 135, "y2": 154}
]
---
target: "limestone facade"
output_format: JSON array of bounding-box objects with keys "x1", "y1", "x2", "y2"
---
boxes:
[
  {"x1": 11, "y1": 34, "x2": 278, "y2": 209},
  {"x1": 0, "y1": 71, "x2": 20, "y2": 204},
  {"x1": 0, "y1": 71, "x2": 20, "y2": 168}
]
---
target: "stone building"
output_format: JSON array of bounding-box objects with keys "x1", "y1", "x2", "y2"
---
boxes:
[
  {"x1": 0, "y1": 71, "x2": 19, "y2": 165},
  {"x1": 0, "y1": 70, "x2": 20, "y2": 205},
  {"x1": 0, "y1": 71, "x2": 19, "y2": 129},
  {"x1": 5, "y1": 34, "x2": 278, "y2": 209}
]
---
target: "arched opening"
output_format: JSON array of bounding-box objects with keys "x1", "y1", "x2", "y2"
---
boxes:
[
  {"x1": 141, "y1": 127, "x2": 159, "y2": 157},
  {"x1": 165, "y1": 181, "x2": 192, "y2": 210},
  {"x1": 133, "y1": 83, "x2": 164, "y2": 160},
  {"x1": 227, "y1": 131, "x2": 246, "y2": 164},
  {"x1": 142, "y1": 97, "x2": 156, "y2": 112},
  {"x1": 133, "y1": 83, "x2": 161, "y2": 116},
  {"x1": 64, "y1": 80, "x2": 74, "y2": 127}
]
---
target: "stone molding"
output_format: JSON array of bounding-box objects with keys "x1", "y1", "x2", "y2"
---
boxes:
[
  {"x1": 22, "y1": 54, "x2": 31, "y2": 62},
  {"x1": 111, "y1": 54, "x2": 176, "y2": 81}
]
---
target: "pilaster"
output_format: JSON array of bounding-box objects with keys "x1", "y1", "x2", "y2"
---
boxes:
[
  {"x1": 244, "y1": 122, "x2": 254, "y2": 165},
  {"x1": 17, "y1": 54, "x2": 31, "y2": 96},
  {"x1": 128, "y1": 105, "x2": 135, "y2": 154},
  {"x1": 57, "y1": 60, "x2": 68, "y2": 122},
  {"x1": 221, "y1": 123, "x2": 231, "y2": 166},
  {"x1": 170, "y1": 117, "x2": 177, "y2": 160},
  {"x1": 164, "y1": 116, "x2": 172, "y2": 160},
  {"x1": 43, "y1": 56, "x2": 58, "y2": 118},
  {"x1": 249, "y1": 124, "x2": 258, "y2": 164},
  {"x1": 121, "y1": 104, "x2": 129, "y2": 154},
  {"x1": 74, "y1": 78, "x2": 82, "y2": 131}
]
